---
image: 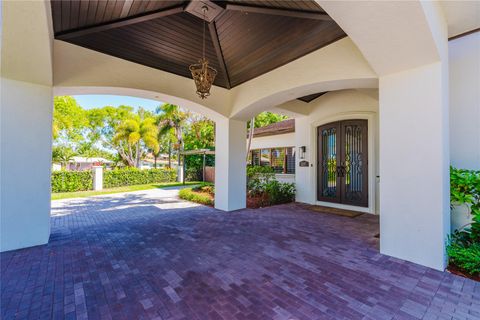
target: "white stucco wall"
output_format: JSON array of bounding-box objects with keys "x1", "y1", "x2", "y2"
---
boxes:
[
  {"x1": 449, "y1": 32, "x2": 480, "y2": 170},
  {"x1": 0, "y1": 78, "x2": 53, "y2": 251},
  {"x1": 250, "y1": 133, "x2": 295, "y2": 150},
  {"x1": 294, "y1": 89, "x2": 379, "y2": 214}
]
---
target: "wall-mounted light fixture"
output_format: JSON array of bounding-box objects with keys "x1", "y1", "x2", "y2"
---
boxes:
[{"x1": 299, "y1": 146, "x2": 306, "y2": 159}]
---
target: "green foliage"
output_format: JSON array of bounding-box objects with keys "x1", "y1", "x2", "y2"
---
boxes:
[
  {"x1": 52, "y1": 145, "x2": 77, "y2": 169},
  {"x1": 447, "y1": 238, "x2": 480, "y2": 276},
  {"x1": 113, "y1": 110, "x2": 159, "y2": 167},
  {"x1": 51, "y1": 171, "x2": 93, "y2": 193},
  {"x1": 248, "y1": 112, "x2": 288, "y2": 129},
  {"x1": 265, "y1": 180, "x2": 296, "y2": 205},
  {"x1": 179, "y1": 187, "x2": 214, "y2": 206},
  {"x1": 447, "y1": 167, "x2": 480, "y2": 278},
  {"x1": 53, "y1": 96, "x2": 87, "y2": 141},
  {"x1": 103, "y1": 168, "x2": 176, "y2": 188},
  {"x1": 246, "y1": 166, "x2": 295, "y2": 205},
  {"x1": 247, "y1": 166, "x2": 275, "y2": 196},
  {"x1": 450, "y1": 167, "x2": 480, "y2": 241},
  {"x1": 192, "y1": 184, "x2": 214, "y2": 195},
  {"x1": 185, "y1": 167, "x2": 202, "y2": 182},
  {"x1": 51, "y1": 168, "x2": 176, "y2": 193}
]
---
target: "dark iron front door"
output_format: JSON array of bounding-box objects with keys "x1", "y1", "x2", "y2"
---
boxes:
[{"x1": 317, "y1": 120, "x2": 368, "y2": 207}]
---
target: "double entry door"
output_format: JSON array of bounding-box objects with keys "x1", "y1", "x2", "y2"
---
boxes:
[{"x1": 317, "y1": 120, "x2": 368, "y2": 207}]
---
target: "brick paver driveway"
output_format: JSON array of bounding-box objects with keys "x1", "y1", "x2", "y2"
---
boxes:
[{"x1": 1, "y1": 188, "x2": 479, "y2": 320}]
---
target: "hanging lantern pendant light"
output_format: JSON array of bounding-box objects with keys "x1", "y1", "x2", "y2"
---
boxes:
[{"x1": 189, "y1": 6, "x2": 217, "y2": 99}]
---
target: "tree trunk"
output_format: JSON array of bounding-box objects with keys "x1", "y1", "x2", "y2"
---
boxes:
[
  {"x1": 246, "y1": 117, "x2": 255, "y2": 162},
  {"x1": 135, "y1": 142, "x2": 141, "y2": 168},
  {"x1": 154, "y1": 153, "x2": 157, "y2": 168},
  {"x1": 168, "y1": 139, "x2": 172, "y2": 168}
]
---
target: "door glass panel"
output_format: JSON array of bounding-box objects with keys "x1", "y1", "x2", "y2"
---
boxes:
[
  {"x1": 321, "y1": 127, "x2": 337, "y2": 198},
  {"x1": 344, "y1": 124, "x2": 364, "y2": 202}
]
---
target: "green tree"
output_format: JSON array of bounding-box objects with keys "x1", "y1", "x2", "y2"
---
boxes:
[
  {"x1": 113, "y1": 112, "x2": 159, "y2": 167},
  {"x1": 52, "y1": 145, "x2": 77, "y2": 170},
  {"x1": 251, "y1": 112, "x2": 288, "y2": 129},
  {"x1": 156, "y1": 104, "x2": 188, "y2": 168},
  {"x1": 53, "y1": 96, "x2": 87, "y2": 142}
]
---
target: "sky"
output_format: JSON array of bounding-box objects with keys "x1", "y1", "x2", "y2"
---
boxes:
[{"x1": 73, "y1": 95, "x2": 164, "y2": 112}]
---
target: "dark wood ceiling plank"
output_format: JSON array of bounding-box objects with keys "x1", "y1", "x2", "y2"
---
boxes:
[
  {"x1": 208, "y1": 22, "x2": 231, "y2": 89},
  {"x1": 94, "y1": 0, "x2": 108, "y2": 24},
  {"x1": 102, "y1": 0, "x2": 117, "y2": 22},
  {"x1": 111, "y1": 0, "x2": 127, "y2": 20},
  {"x1": 225, "y1": 3, "x2": 331, "y2": 21},
  {"x1": 71, "y1": 30, "x2": 228, "y2": 87},
  {"x1": 51, "y1": 1, "x2": 63, "y2": 32},
  {"x1": 226, "y1": 0, "x2": 323, "y2": 12},
  {"x1": 226, "y1": 19, "x2": 324, "y2": 74},
  {"x1": 60, "y1": 0, "x2": 71, "y2": 31},
  {"x1": 69, "y1": 1, "x2": 81, "y2": 30},
  {"x1": 85, "y1": 1, "x2": 99, "y2": 26},
  {"x1": 298, "y1": 92, "x2": 327, "y2": 103},
  {"x1": 123, "y1": 25, "x2": 220, "y2": 66},
  {"x1": 120, "y1": 0, "x2": 134, "y2": 18},
  {"x1": 78, "y1": 0, "x2": 90, "y2": 27},
  {"x1": 228, "y1": 23, "x2": 345, "y2": 86},
  {"x1": 56, "y1": 5, "x2": 184, "y2": 40}
]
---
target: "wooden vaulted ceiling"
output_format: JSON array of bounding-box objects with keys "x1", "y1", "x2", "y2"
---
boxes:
[{"x1": 51, "y1": 0, "x2": 346, "y2": 89}]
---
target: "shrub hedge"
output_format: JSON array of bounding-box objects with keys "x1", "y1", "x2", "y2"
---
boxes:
[
  {"x1": 51, "y1": 171, "x2": 93, "y2": 193},
  {"x1": 179, "y1": 187, "x2": 214, "y2": 206},
  {"x1": 51, "y1": 168, "x2": 177, "y2": 193},
  {"x1": 104, "y1": 167, "x2": 176, "y2": 188}
]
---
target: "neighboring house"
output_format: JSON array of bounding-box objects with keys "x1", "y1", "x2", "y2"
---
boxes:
[
  {"x1": 55, "y1": 157, "x2": 113, "y2": 171},
  {"x1": 140, "y1": 153, "x2": 177, "y2": 169},
  {"x1": 248, "y1": 119, "x2": 296, "y2": 183}
]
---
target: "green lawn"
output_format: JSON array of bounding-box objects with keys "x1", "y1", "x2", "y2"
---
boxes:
[{"x1": 51, "y1": 182, "x2": 200, "y2": 200}]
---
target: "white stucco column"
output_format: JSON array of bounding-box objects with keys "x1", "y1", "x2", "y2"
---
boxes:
[
  {"x1": 1, "y1": 0, "x2": 54, "y2": 252},
  {"x1": 0, "y1": 78, "x2": 53, "y2": 251},
  {"x1": 214, "y1": 118, "x2": 247, "y2": 211},
  {"x1": 379, "y1": 61, "x2": 450, "y2": 271},
  {"x1": 92, "y1": 166, "x2": 103, "y2": 191}
]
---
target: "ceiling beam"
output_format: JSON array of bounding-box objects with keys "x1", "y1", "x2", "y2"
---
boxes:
[
  {"x1": 56, "y1": 5, "x2": 184, "y2": 40},
  {"x1": 208, "y1": 21, "x2": 231, "y2": 89},
  {"x1": 225, "y1": 4, "x2": 332, "y2": 21}
]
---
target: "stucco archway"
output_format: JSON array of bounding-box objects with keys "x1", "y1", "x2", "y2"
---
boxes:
[{"x1": 54, "y1": 86, "x2": 227, "y2": 123}]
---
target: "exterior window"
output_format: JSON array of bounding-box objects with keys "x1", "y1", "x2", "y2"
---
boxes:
[
  {"x1": 251, "y1": 149, "x2": 260, "y2": 166},
  {"x1": 286, "y1": 147, "x2": 295, "y2": 174},
  {"x1": 249, "y1": 147, "x2": 295, "y2": 174},
  {"x1": 260, "y1": 149, "x2": 271, "y2": 166},
  {"x1": 271, "y1": 148, "x2": 285, "y2": 173}
]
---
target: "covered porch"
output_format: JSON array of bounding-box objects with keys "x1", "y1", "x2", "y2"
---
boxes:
[{"x1": 2, "y1": 0, "x2": 473, "y2": 278}]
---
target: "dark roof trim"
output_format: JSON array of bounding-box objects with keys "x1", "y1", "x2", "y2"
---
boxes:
[
  {"x1": 249, "y1": 119, "x2": 295, "y2": 138},
  {"x1": 448, "y1": 27, "x2": 480, "y2": 41}
]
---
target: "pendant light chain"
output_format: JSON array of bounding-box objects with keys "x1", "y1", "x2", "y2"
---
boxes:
[
  {"x1": 189, "y1": 5, "x2": 217, "y2": 99},
  {"x1": 202, "y1": 6, "x2": 206, "y2": 60}
]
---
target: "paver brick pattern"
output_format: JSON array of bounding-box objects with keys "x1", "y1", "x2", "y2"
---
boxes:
[{"x1": 1, "y1": 189, "x2": 480, "y2": 320}]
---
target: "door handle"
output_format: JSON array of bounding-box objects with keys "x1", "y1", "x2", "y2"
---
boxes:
[{"x1": 336, "y1": 165, "x2": 345, "y2": 177}]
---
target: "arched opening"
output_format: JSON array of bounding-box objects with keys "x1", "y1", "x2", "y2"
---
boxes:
[{"x1": 50, "y1": 89, "x2": 222, "y2": 211}]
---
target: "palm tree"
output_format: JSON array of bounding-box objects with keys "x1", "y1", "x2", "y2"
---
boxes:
[
  {"x1": 52, "y1": 146, "x2": 77, "y2": 170},
  {"x1": 156, "y1": 104, "x2": 188, "y2": 168},
  {"x1": 113, "y1": 115, "x2": 159, "y2": 167}
]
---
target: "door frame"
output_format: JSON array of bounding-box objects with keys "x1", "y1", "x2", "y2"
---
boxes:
[{"x1": 310, "y1": 112, "x2": 377, "y2": 214}]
